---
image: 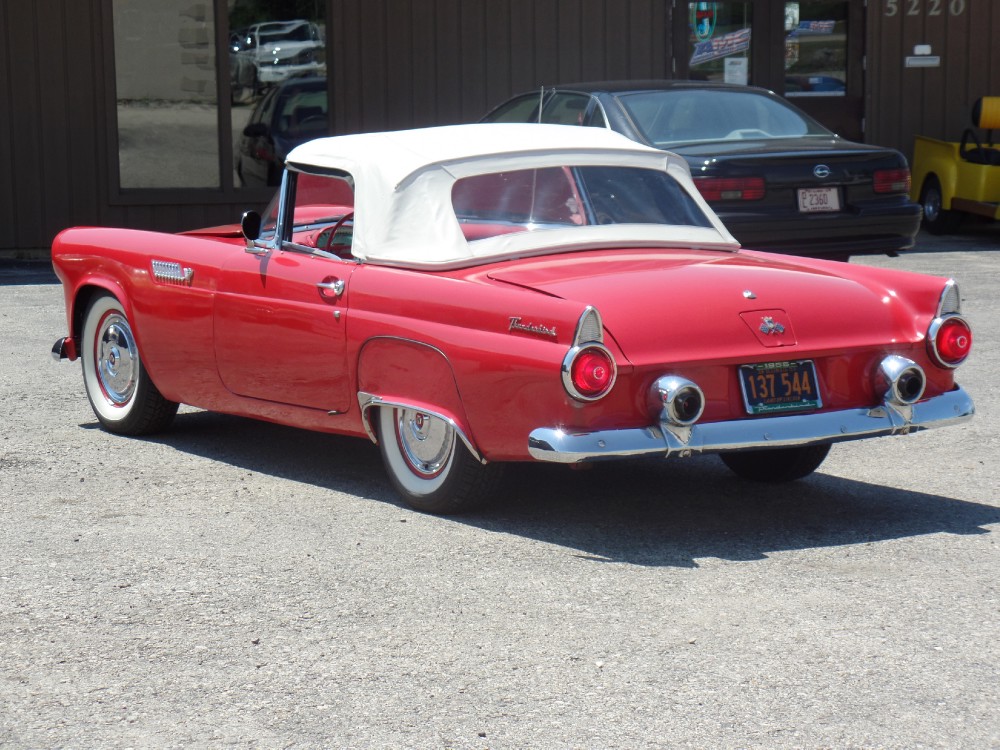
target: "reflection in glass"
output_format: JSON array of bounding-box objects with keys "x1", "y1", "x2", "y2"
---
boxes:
[
  {"x1": 113, "y1": 1, "x2": 219, "y2": 189},
  {"x1": 688, "y1": 2, "x2": 752, "y2": 85},
  {"x1": 784, "y1": 1, "x2": 848, "y2": 97},
  {"x1": 230, "y1": 1, "x2": 327, "y2": 189}
]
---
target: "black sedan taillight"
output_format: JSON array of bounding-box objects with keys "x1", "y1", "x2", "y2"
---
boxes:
[
  {"x1": 873, "y1": 168, "x2": 911, "y2": 194},
  {"x1": 692, "y1": 176, "x2": 765, "y2": 201}
]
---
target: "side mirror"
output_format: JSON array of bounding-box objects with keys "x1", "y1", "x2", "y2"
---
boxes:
[{"x1": 241, "y1": 210, "x2": 263, "y2": 251}]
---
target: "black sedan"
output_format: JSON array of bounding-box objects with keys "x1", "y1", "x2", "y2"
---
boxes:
[
  {"x1": 482, "y1": 81, "x2": 921, "y2": 260},
  {"x1": 235, "y1": 76, "x2": 328, "y2": 188}
]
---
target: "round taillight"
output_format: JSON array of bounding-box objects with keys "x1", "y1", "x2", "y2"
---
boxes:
[
  {"x1": 929, "y1": 315, "x2": 972, "y2": 368},
  {"x1": 562, "y1": 345, "x2": 616, "y2": 401}
]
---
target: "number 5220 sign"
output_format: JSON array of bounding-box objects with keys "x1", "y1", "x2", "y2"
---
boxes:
[{"x1": 884, "y1": 0, "x2": 967, "y2": 15}]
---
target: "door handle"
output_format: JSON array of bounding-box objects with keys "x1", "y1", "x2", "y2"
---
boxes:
[{"x1": 316, "y1": 279, "x2": 345, "y2": 297}]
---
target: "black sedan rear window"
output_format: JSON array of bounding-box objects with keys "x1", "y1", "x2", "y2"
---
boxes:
[{"x1": 619, "y1": 89, "x2": 832, "y2": 147}]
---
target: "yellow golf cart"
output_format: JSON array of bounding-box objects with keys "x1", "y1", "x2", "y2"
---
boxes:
[{"x1": 911, "y1": 96, "x2": 1000, "y2": 234}]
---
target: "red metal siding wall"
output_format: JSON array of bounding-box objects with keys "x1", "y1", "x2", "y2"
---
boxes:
[
  {"x1": 328, "y1": 0, "x2": 670, "y2": 135},
  {"x1": 867, "y1": 0, "x2": 1000, "y2": 160},
  {"x1": 1, "y1": 0, "x2": 108, "y2": 251}
]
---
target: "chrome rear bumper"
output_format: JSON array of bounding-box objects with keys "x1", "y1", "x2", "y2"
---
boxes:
[{"x1": 527, "y1": 387, "x2": 974, "y2": 464}]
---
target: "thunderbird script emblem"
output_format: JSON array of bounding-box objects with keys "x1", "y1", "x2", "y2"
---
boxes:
[
  {"x1": 509, "y1": 316, "x2": 557, "y2": 338},
  {"x1": 759, "y1": 316, "x2": 786, "y2": 335}
]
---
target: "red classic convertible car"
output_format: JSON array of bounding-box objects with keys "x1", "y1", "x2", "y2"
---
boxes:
[{"x1": 51, "y1": 124, "x2": 975, "y2": 514}]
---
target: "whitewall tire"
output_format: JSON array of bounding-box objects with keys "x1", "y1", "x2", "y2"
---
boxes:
[
  {"x1": 377, "y1": 406, "x2": 502, "y2": 514},
  {"x1": 81, "y1": 293, "x2": 178, "y2": 435}
]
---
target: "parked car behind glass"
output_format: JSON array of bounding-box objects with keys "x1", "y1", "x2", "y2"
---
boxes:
[
  {"x1": 236, "y1": 76, "x2": 328, "y2": 188},
  {"x1": 483, "y1": 81, "x2": 921, "y2": 261},
  {"x1": 230, "y1": 20, "x2": 324, "y2": 104}
]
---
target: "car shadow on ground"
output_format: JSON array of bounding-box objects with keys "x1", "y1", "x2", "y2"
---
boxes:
[{"x1": 123, "y1": 410, "x2": 1000, "y2": 569}]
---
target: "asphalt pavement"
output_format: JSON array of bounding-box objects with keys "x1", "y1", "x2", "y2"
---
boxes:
[{"x1": 1, "y1": 225, "x2": 998, "y2": 748}]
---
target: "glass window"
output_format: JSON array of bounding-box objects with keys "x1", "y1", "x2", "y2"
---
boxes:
[
  {"x1": 784, "y1": 2, "x2": 848, "y2": 97},
  {"x1": 484, "y1": 92, "x2": 606, "y2": 128},
  {"x1": 112, "y1": 1, "x2": 220, "y2": 189},
  {"x1": 452, "y1": 166, "x2": 713, "y2": 242},
  {"x1": 688, "y1": 2, "x2": 753, "y2": 85},
  {"x1": 618, "y1": 89, "x2": 832, "y2": 147},
  {"x1": 483, "y1": 94, "x2": 545, "y2": 123},
  {"x1": 541, "y1": 93, "x2": 597, "y2": 126},
  {"x1": 257, "y1": 171, "x2": 354, "y2": 253},
  {"x1": 230, "y1": 2, "x2": 327, "y2": 190}
]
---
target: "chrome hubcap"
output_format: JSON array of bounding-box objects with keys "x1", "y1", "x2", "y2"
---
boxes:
[
  {"x1": 97, "y1": 314, "x2": 138, "y2": 405},
  {"x1": 924, "y1": 188, "x2": 941, "y2": 221},
  {"x1": 396, "y1": 409, "x2": 454, "y2": 478}
]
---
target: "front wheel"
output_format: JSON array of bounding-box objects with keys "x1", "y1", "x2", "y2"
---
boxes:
[
  {"x1": 377, "y1": 406, "x2": 502, "y2": 514},
  {"x1": 81, "y1": 293, "x2": 178, "y2": 435},
  {"x1": 719, "y1": 444, "x2": 831, "y2": 483}
]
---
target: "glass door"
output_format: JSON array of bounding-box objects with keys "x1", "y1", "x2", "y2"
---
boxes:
[
  {"x1": 672, "y1": 1, "x2": 865, "y2": 141},
  {"x1": 781, "y1": 1, "x2": 865, "y2": 141},
  {"x1": 686, "y1": 2, "x2": 755, "y2": 85}
]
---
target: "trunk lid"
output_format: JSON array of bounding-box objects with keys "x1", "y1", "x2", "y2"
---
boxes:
[{"x1": 487, "y1": 249, "x2": 910, "y2": 365}]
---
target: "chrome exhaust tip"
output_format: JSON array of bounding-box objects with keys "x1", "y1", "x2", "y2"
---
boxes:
[
  {"x1": 877, "y1": 355, "x2": 926, "y2": 406},
  {"x1": 650, "y1": 375, "x2": 705, "y2": 427}
]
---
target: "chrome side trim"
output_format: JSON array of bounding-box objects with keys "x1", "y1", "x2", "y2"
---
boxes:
[
  {"x1": 357, "y1": 391, "x2": 486, "y2": 464},
  {"x1": 573, "y1": 306, "x2": 604, "y2": 345},
  {"x1": 937, "y1": 279, "x2": 961, "y2": 315},
  {"x1": 151, "y1": 260, "x2": 194, "y2": 285},
  {"x1": 527, "y1": 386, "x2": 975, "y2": 464}
]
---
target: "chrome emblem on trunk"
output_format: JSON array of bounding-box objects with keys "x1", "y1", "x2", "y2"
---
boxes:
[
  {"x1": 759, "y1": 316, "x2": 786, "y2": 335},
  {"x1": 813, "y1": 164, "x2": 831, "y2": 179}
]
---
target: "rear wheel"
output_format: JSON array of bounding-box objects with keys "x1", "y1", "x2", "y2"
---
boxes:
[
  {"x1": 81, "y1": 293, "x2": 178, "y2": 435},
  {"x1": 719, "y1": 444, "x2": 831, "y2": 483},
  {"x1": 377, "y1": 406, "x2": 502, "y2": 514},
  {"x1": 919, "y1": 175, "x2": 962, "y2": 235}
]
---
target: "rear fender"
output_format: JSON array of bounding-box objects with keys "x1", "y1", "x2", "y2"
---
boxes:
[{"x1": 356, "y1": 337, "x2": 482, "y2": 462}]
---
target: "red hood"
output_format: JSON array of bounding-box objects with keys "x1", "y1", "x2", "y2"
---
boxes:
[{"x1": 487, "y1": 249, "x2": 930, "y2": 365}]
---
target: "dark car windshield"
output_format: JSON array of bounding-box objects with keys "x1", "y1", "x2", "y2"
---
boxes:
[{"x1": 618, "y1": 89, "x2": 833, "y2": 148}]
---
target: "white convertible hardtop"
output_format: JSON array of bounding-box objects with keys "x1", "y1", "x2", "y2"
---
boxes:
[{"x1": 286, "y1": 123, "x2": 738, "y2": 269}]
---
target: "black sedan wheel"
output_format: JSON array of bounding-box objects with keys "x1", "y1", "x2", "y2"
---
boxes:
[
  {"x1": 919, "y1": 175, "x2": 962, "y2": 235},
  {"x1": 377, "y1": 406, "x2": 502, "y2": 514},
  {"x1": 81, "y1": 293, "x2": 178, "y2": 435},
  {"x1": 719, "y1": 444, "x2": 831, "y2": 483}
]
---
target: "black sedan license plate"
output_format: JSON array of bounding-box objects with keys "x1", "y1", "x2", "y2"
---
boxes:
[
  {"x1": 797, "y1": 186, "x2": 840, "y2": 213},
  {"x1": 739, "y1": 360, "x2": 821, "y2": 415}
]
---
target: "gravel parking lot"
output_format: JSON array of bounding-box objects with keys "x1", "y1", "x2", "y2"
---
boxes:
[{"x1": 1, "y1": 228, "x2": 998, "y2": 748}]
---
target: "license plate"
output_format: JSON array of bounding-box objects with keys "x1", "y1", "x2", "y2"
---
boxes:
[
  {"x1": 739, "y1": 360, "x2": 822, "y2": 415},
  {"x1": 797, "y1": 187, "x2": 840, "y2": 213}
]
